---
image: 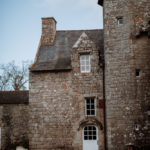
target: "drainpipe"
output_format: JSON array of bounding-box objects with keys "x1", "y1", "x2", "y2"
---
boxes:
[{"x1": 102, "y1": 58, "x2": 107, "y2": 150}]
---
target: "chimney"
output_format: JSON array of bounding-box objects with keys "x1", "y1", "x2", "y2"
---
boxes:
[{"x1": 41, "y1": 17, "x2": 57, "y2": 46}]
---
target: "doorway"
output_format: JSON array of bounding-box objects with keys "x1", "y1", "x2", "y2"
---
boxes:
[{"x1": 83, "y1": 125, "x2": 98, "y2": 150}]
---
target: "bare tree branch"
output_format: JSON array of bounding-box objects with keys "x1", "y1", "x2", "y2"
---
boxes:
[{"x1": 0, "y1": 60, "x2": 31, "y2": 91}]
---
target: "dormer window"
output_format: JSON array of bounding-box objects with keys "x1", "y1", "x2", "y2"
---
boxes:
[{"x1": 80, "y1": 55, "x2": 91, "y2": 73}]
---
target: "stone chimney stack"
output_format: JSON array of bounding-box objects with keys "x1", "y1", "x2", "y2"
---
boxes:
[{"x1": 41, "y1": 17, "x2": 57, "y2": 46}]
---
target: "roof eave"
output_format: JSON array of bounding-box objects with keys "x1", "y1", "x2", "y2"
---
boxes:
[
  {"x1": 30, "y1": 68, "x2": 72, "y2": 72},
  {"x1": 98, "y1": 0, "x2": 103, "y2": 6}
]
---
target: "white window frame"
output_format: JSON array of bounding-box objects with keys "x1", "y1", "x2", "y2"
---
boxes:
[
  {"x1": 80, "y1": 55, "x2": 91, "y2": 73},
  {"x1": 85, "y1": 98, "x2": 96, "y2": 116}
]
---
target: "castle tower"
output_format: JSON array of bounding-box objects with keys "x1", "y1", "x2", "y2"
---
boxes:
[{"x1": 99, "y1": 0, "x2": 150, "y2": 149}]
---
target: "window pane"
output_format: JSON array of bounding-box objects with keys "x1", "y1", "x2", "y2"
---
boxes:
[
  {"x1": 89, "y1": 131, "x2": 92, "y2": 135},
  {"x1": 86, "y1": 99, "x2": 90, "y2": 104},
  {"x1": 84, "y1": 131, "x2": 87, "y2": 135},
  {"x1": 91, "y1": 110, "x2": 95, "y2": 115},
  {"x1": 81, "y1": 56, "x2": 85, "y2": 60},
  {"x1": 91, "y1": 105, "x2": 94, "y2": 109},
  {"x1": 87, "y1": 105, "x2": 90, "y2": 109},
  {"x1": 81, "y1": 66, "x2": 85, "y2": 71},
  {"x1": 93, "y1": 131, "x2": 96, "y2": 135},
  {"x1": 86, "y1": 60, "x2": 89, "y2": 65},
  {"x1": 119, "y1": 19, "x2": 123, "y2": 24},
  {"x1": 86, "y1": 66, "x2": 90, "y2": 72},
  {"x1": 89, "y1": 136, "x2": 92, "y2": 140},
  {"x1": 84, "y1": 136, "x2": 88, "y2": 140},
  {"x1": 93, "y1": 126, "x2": 96, "y2": 131},
  {"x1": 87, "y1": 110, "x2": 90, "y2": 115},
  {"x1": 91, "y1": 99, "x2": 94, "y2": 104},
  {"x1": 88, "y1": 126, "x2": 92, "y2": 130},
  {"x1": 84, "y1": 127, "x2": 87, "y2": 130},
  {"x1": 93, "y1": 136, "x2": 96, "y2": 140},
  {"x1": 81, "y1": 61, "x2": 85, "y2": 65}
]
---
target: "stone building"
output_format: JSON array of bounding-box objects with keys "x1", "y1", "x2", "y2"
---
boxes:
[
  {"x1": 99, "y1": 0, "x2": 150, "y2": 150},
  {"x1": 0, "y1": 0, "x2": 150, "y2": 150},
  {"x1": 29, "y1": 18, "x2": 104, "y2": 150}
]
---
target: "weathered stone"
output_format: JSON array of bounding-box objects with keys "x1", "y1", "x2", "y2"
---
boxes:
[
  {"x1": 103, "y1": 0, "x2": 150, "y2": 149},
  {"x1": 29, "y1": 31, "x2": 104, "y2": 149}
]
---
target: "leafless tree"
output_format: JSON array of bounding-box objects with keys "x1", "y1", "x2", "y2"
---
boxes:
[{"x1": 0, "y1": 61, "x2": 31, "y2": 91}]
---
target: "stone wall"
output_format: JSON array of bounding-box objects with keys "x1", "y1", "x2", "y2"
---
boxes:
[
  {"x1": 103, "y1": 0, "x2": 150, "y2": 149},
  {"x1": 29, "y1": 32, "x2": 104, "y2": 150},
  {"x1": 0, "y1": 104, "x2": 29, "y2": 150}
]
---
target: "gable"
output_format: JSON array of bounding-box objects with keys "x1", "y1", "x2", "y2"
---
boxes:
[{"x1": 73, "y1": 32, "x2": 96, "y2": 49}]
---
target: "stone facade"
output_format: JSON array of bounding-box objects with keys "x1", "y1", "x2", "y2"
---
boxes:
[
  {"x1": 29, "y1": 30, "x2": 104, "y2": 149},
  {"x1": 0, "y1": 91, "x2": 29, "y2": 150},
  {"x1": 102, "y1": 0, "x2": 150, "y2": 149},
  {"x1": 0, "y1": 105, "x2": 29, "y2": 149},
  {"x1": 0, "y1": 1, "x2": 149, "y2": 150}
]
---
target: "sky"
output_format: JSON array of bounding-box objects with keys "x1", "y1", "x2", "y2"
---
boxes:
[{"x1": 0, "y1": 0, "x2": 103, "y2": 65}]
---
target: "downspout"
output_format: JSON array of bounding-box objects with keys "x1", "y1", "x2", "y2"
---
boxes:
[
  {"x1": 102, "y1": 56, "x2": 107, "y2": 150},
  {"x1": 98, "y1": 1, "x2": 106, "y2": 149},
  {"x1": 102, "y1": 1, "x2": 107, "y2": 149}
]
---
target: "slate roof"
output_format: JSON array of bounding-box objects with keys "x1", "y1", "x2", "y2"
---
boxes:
[
  {"x1": 30, "y1": 29, "x2": 104, "y2": 71},
  {"x1": 0, "y1": 91, "x2": 29, "y2": 104}
]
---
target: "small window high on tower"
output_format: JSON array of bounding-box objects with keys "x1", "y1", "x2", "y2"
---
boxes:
[
  {"x1": 136, "y1": 69, "x2": 141, "y2": 77},
  {"x1": 117, "y1": 17, "x2": 123, "y2": 25}
]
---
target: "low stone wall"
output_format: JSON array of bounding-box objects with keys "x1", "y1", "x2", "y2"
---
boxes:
[{"x1": 0, "y1": 104, "x2": 29, "y2": 150}]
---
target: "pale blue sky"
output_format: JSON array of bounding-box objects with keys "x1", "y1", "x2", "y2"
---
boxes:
[{"x1": 0, "y1": 0, "x2": 103, "y2": 65}]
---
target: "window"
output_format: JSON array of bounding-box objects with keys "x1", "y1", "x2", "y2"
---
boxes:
[
  {"x1": 135, "y1": 124, "x2": 139, "y2": 131},
  {"x1": 117, "y1": 17, "x2": 123, "y2": 25},
  {"x1": 80, "y1": 55, "x2": 91, "y2": 73},
  {"x1": 84, "y1": 126, "x2": 97, "y2": 140},
  {"x1": 136, "y1": 69, "x2": 140, "y2": 76},
  {"x1": 85, "y1": 98, "x2": 96, "y2": 116}
]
